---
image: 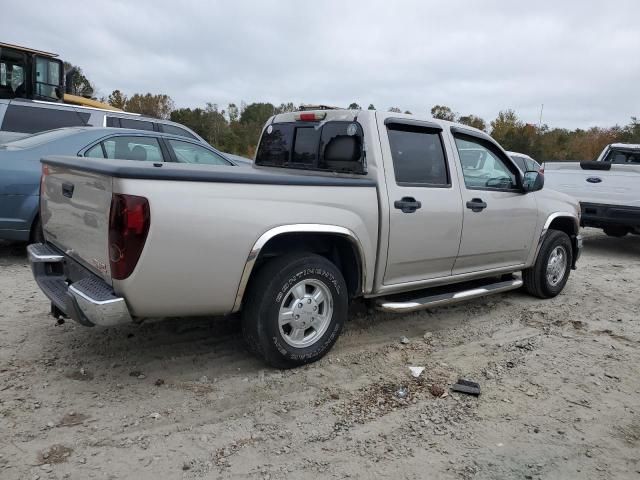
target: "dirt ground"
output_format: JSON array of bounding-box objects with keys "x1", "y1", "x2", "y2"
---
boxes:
[{"x1": 1, "y1": 228, "x2": 639, "y2": 480}]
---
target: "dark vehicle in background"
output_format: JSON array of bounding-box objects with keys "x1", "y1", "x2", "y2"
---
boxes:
[{"x1": 0, "y1": 127, "x2": 238, "y2": 242}]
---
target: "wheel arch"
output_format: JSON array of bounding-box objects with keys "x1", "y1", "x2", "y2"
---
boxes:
[
  {"x1": 232, "y1": 224, "x2": 366, "y2": 312},
  {"x1": 532, "y1": 212, "x2": 580, "y2": 268}
]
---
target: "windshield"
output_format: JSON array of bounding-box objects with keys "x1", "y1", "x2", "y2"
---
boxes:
[
  {"x1": 603, "y1": 149, "x2": 640, "y2": 164},
  {"x1": 0, "y1": 128, "x2": 84, "y2": 149}
]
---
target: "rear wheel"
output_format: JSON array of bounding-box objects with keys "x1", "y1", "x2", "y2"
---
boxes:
[
  {"x1": 241, "y1": 253, "x2": 348, "y2": 368},
  {"x1": 523, "y1": 230, "x2": 572, "y2": 299},
  {"x1": 603, "y1": 226, "x2": 629, "y2": 237}
]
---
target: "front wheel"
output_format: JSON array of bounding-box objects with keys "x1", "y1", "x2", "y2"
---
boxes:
[
  {"x1": 241, "y1": 253, "x2": 348, "y2": 368},
  {"x1": 523, "y1": 230, "x2": 573, "y2": 299}
]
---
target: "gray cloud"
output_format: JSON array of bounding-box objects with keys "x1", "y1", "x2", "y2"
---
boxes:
[{"x1": 5, "y1": 0, "x2": 639, "y2": 128}]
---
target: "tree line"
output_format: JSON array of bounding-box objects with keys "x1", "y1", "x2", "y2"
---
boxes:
[{"x1": 89, "y1": 82, "x2": 639, "y2": 161}]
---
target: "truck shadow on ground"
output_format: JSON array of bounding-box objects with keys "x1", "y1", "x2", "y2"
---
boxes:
[{"x1": 581, "y1": 230, "x2": 640, "y2": 259}]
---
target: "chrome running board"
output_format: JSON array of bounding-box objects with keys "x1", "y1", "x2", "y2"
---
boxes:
[{"x1": 376, "y1": 277, "x2": 523, "y2": 313}]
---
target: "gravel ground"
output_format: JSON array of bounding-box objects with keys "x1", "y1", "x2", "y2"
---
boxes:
[{"x1": 1, "y1": 228, "x2": 639, "y2": 479}]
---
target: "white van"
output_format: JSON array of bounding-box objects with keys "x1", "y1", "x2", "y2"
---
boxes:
[{"x1": 0, "y1": 98, "x2": 205, "y2": 144}]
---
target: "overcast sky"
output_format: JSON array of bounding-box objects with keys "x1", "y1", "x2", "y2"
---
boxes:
[{"x1": 5, "y1": 0, "x2": 639, "y2": 128}]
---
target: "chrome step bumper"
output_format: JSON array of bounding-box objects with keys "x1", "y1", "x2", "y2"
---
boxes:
[
  {"x1": 376, "y1": 277, "x2": 523, "y2": 313},
  {"x1": 27, "y1": 243, "x2": 132, "y2": 327}
]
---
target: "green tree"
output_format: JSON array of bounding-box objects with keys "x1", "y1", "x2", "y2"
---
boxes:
[
  {"x1": 348, "y1": 102, "x2": 361, "y2": 110},
  {"x1": 63, "y1": 62, "x2": 94, "y2": 97},
  {"x1": 458, "y1": 114, "x2": 487, "y2": 131},
  {"x1": 107, "y1": 89, "x2": 127, "y2": 110},
  {"x1": 430, "y1": 105, "x2": 456, "y2": 121},
  {"x1": 227, "y1": 103, "x2": 239, "y2": 122},
  {"x1": 388, "y1": 107, "x2": 402, "y2": 113},
  {"x1": 367, "y1": 104, "x2": 376, "y2": 110},
  {"x1": 125, "y1": 93, "x2": 174, "y2": 119},
  {"x1": 275, "y1": 102, "x2": 296, "y2": 114},
  {"x1": 404, "y1": 110, "x2": 412, "y2": 115}
]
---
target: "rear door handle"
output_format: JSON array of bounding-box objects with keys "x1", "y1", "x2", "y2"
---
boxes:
[
  {"x1": 62, "y1": 182, "x2": 74, "y2": 198},
  {"x1": 394, "y1": 197, "x2": 422, "y2": 213},
  {"x1": 466, "y1": 198, "x2": 487, "y2": 212}
]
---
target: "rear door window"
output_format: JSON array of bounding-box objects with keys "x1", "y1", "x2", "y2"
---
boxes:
[
  {"x1": 167, "y1": 139, "x2": 231, "y2": 165},
  {"x1": 256, "y1": 121, "x2": 365, "y2": 173},
  {"x1": 387, "y1": 125, "x2": 449, "y2": 186},
  {"x1": 1, "y1": 104, "x2": 90, "y2": 133},
  {"x1": 101, "y1": 136, "x2": 164, "y2": 162}
]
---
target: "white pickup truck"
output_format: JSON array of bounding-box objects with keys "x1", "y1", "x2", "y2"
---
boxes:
[
  {"x1": 28, "y1": 109, "x2": 582, "y2": 367},
  {"x1": 544, "y1": 143, "x2": 640, "y2": 237}
]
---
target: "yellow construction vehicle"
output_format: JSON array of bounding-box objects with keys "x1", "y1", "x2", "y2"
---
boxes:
[{"x1": 0, "y1": 42, "x2": 120, "y2": 111}]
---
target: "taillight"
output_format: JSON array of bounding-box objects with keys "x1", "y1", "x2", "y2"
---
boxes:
[
  {"x1": 108, "y1": 194, "x2": 150, "y2": 280},
  {"x1": 295, "y1": 112, "x2": 327, "y2": 122}
]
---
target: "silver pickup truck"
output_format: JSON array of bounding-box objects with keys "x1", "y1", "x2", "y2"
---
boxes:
[
  {"x1": 544, "y1": 143, "x2": 640, "y2": 237},
  {"x1": 28, "y1": 109, "x2": 582, "y2": 367}
]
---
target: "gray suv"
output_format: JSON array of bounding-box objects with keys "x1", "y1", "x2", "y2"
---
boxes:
[{"x1": 0, "y1": 98, "x2": 204, "y2": 145}]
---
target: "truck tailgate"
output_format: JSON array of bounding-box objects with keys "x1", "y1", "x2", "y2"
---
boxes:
[
  {"x1": 544, "y1": 162, "x2": 640, "y2": 207},
  {"x1": 41, "y1": 161, "x2": 113, "y2": 283}
]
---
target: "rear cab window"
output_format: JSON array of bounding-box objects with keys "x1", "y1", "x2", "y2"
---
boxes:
[{"x1": 256, "y1": 120, "x2": 366, "y2": 174}]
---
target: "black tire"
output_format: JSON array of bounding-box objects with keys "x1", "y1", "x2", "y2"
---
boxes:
[
  {"x1": 603, "y1": 226, "x2": 629, "y2": 238},
  {"x1": 523, "y1": 230, "x2": 573, "y2": 299},
  {"x1": 30, "y1": 217, "x2": 44, "y2": 244},
  {"x1": 241, "y1": 253, "x2": 348, "y2": 368}
]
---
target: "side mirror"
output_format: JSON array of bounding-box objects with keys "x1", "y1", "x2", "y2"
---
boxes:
[{"x1": 522, "y1": 171, "x2": 544, "y2": 192}]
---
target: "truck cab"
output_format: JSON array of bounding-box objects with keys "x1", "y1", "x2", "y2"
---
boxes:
[{"x1": 0, "y1": 43, "x2": 64, "y2": 102}]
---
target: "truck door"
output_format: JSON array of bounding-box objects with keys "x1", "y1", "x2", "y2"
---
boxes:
[
  {"x1": 450, "y1": 129, "x2": 538, "y2": 274},
  {"x1": 380, "y1": 117, "x2": 464, "y2": 285}
]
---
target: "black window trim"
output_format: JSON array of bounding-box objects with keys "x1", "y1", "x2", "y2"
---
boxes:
[
  {"x1": 451, "y1": 127, "x2": 524, "y2": 193},
  {"x1": 384, "y1": 117, "x2": 443, "y2": 131},
  {"x1": 386, "y1": 123, "x2": 452, "y2": 189}
]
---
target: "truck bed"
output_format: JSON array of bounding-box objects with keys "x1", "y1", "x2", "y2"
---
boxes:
[{"x1": 39, "y1": 156, "x2": 379, "y2": 318}]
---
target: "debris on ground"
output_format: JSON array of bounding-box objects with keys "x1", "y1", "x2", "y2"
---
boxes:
[
  {"x1": 395, "y1": 386, "x2": 408, "y2": 399},
  {"x1": 408, "y1": 366, "x2": 425, "y2": 378},
  {"x1": 37, "y1": 444, "x2": 73, "y2": 465},
  {"x1": 428, "y1": 384, "x2": 445, "y2": 397},
  {"x1": 400, "y1": 336, "x2": 410, "y2": 344},
  {"x1": 451, "y1": 379, "x2": 481, "y2": 396}
]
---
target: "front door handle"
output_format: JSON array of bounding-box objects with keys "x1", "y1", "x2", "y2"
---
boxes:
[
  {"x1": 394, "y1": 197, "x2": 422, "y2": 213},
  {"x1": 466, "y1": 198, "x2": 487, "y2": 212},
  {"x1": 62, "y1": 182, "x2": 74, "y2": 198}
]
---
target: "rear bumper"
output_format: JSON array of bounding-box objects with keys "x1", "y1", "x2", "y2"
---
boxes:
[
  {"x1": 580, "y1": 202, "x2": 640, "y2": 229},
  {"x1": 27, "y1": 243, "x2": 132, "y2": 327}
]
